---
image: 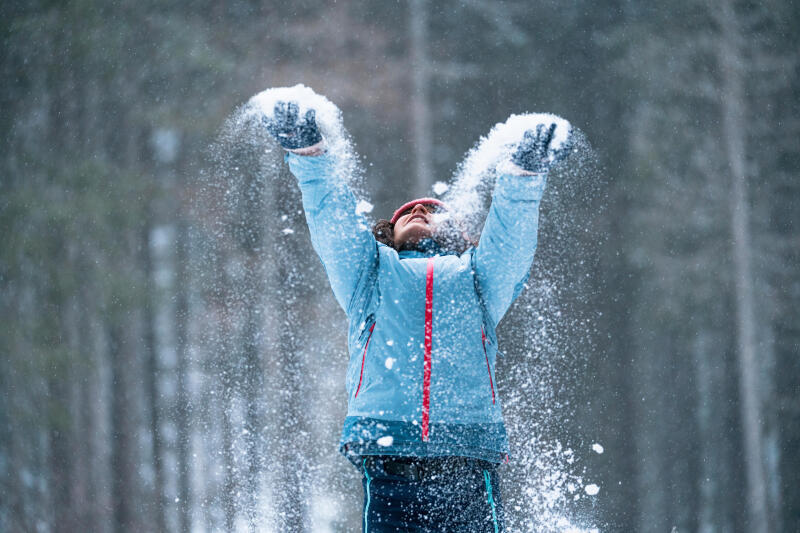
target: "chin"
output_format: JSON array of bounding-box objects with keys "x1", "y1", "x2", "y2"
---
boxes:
[{"x1": 403, "y1": 231, "x2": 433, "y2": 246}]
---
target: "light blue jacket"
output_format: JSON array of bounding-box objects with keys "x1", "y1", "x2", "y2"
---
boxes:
[{"x1": 287, "y1": 151, "x2": 546, "y2": 464}]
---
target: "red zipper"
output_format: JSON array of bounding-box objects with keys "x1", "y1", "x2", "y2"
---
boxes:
[
  {"x1": 421, "y1": 257, "x2": 434, "y2": 441},
  {"x1": 354, "y1": 322, "x2": 376, "y2": 399},
  {"x1": 481, "y1": 326, "x2": 496, "y2": 404}
]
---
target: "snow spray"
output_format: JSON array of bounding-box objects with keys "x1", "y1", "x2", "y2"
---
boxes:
[
  {"x1": 437, "y1": 112, "x2": 573, "y2": 233},
  {"x1": 199, "y1": 84, "x2": 606, "y2": 531},
  {"x1": 245, "y1": 85, "x2": 374, "y2": 214},
  {"x1": 431, "y1": 114, "x2": 605, "y2": 532}
]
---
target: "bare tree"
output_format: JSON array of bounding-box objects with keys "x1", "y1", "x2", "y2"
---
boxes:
[
  {"x1": 142, "y1": 216, "x2": 167, "y2": 532},
  {"x1": 715, "y1": 2, "x2": 769, "y2": 530},
  {"x1": 108, "y1": 314, "x2": 142, "y2": 533},
  {"x1": 410, "y1": 0, "x2": 433, "y2": 195},
  {"x1": 173, "y1": 219, "x2": 192, "y2": 533}
]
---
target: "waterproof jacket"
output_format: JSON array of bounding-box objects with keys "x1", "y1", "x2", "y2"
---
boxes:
[{"x1": 286, "y1": 151, "x2": 546, "y2": 464}]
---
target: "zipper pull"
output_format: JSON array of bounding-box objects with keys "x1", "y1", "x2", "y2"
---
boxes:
[{"x1": 359, "y1": 315, "x2": 376, "y2": 341}]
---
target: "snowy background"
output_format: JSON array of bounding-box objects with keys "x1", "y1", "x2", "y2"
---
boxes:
[{"x1": 2, "y1": 1, "x2": 798, "y2": 532}]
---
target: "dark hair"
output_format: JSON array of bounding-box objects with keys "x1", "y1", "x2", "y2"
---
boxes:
[
  {"x1": 371, "y1": 218, "x2": 476, "y2": 254},
  {"x1": 372, "y1": 219, "x2": 396, "y2": 248}
]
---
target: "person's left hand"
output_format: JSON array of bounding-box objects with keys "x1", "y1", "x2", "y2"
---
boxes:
[{"x1": 511, "y1": 123, "x2": 572, "y2": 173}]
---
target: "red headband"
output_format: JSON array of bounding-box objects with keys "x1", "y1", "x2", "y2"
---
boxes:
[{"x1": 390, "y1": 198, "x2": 447, "y2": 224}]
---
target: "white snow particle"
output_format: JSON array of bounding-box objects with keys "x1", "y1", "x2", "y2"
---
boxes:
[
  {"x1": 432, "y1": 181, "x2": 449, "y2": 195},
  {"x1": 384, "y1": 357, "x2": 395, "y2": 369},
  {"x1": 592, "y1": 443, "x2": 604, "y2": 454},
  {"x1": 355, "y1": 199, "x2": 374, "y2": 215},
  {"x1": 386, "y1": 339, "x2": 394, "y2": 346},
  {"x1": 584, "y1": 484, "x2": 600, "y2": 495},
  {"x1": 376, "y1": 436, "x2": 394, "y2": 447},
  {"x1": 282, "y1": 228, "x2": 294, "y2": 235}
]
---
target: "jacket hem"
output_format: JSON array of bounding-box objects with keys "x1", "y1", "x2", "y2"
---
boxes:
[{"x1": 339, "y1": 416, "x2": 509, "y2": 466}]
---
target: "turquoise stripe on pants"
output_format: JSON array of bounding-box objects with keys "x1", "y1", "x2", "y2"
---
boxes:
[
  {"x1": 362, "y1": 458, "x2": 372, "y2": 533},
  {"x1": 484, "y1": 469, "x2": 499, "y2": 533}
]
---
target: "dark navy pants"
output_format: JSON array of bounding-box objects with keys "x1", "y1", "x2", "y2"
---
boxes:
[{"x1": 360, "y1": 456, "x2": 504, "y2": 532}]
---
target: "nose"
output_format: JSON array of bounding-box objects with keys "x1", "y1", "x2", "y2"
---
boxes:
[{"x1": 410, "y1": 204, "x2": 430, "y2": 216}]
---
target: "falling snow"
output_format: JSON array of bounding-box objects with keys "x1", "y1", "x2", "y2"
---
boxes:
[{"x1": 204, "y1": 84, "x2": 603, "y2": 531}]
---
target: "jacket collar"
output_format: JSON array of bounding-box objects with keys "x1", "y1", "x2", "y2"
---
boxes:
[{"x1": 397, "y1": 238, "x2": 451, "y2": 258}]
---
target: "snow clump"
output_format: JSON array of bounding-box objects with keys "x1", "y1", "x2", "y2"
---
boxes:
[
  {"x1": 355, "y1": 199, "x2": 374, "y2": 215},
  {"x1": 243, "y1": 84, "x2": 364, "y2": 195},
  {"x1": 441, "y1": 112, "x2": 573, "y2": 234},
  {"x1": 376, "y1": 436, "x2": 394, "y2": 447},
  {"x1": 432, "y1": 181, "x2": 449, "y2": 195},
  {"x1": 246, "y1": 84, "x2": 345, "y2": 153}
]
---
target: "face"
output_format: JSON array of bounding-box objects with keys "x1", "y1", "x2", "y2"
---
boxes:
[{"x1": 392, "y1": 203, "x2": 439, "y2": 249}]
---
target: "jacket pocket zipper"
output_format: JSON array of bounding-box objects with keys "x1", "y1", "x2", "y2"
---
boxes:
[
  {"x1": 354, "y1": 322, "x2": 376, "y2": 399},
  {"x1": 481, "y1": 326, "x2": 496, "y2": 404}
]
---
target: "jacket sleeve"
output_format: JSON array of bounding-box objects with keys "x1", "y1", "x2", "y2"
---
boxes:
[
  {"x1": 473, "y1": 171, "x2": 547, "y2": 325},
  {"x1": 286, "y1": 151, "x2": 378, "y2": 314}
]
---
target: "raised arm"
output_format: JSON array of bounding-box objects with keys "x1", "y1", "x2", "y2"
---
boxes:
[
  {"x1": 474, "y1": 122, "x2": 572, "y2": 324},
  {"x1": 265, "y1": 101, "x2": 377, "y2": 314}
]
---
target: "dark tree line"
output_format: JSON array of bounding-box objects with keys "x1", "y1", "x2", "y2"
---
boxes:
[{"x1": 1, "y1": 1, "x2": 798, "y2": 531}]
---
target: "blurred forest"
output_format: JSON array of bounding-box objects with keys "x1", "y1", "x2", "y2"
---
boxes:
[{"x1": 1, "y1": 1, "x2": 798, "y2": 532}]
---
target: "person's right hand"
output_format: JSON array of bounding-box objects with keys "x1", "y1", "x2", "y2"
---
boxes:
[{"x1": 263, "y1": 101, "x2": 322, "y2": 150}]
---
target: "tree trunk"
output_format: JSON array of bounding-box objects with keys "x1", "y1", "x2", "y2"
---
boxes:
[
  {"x1": 48, "y1": 367, "x2": 76, "y2": 533},
  {"x1": 242, "y1": 264, "x2": 264, "y2": 532},
  {"x1": 269, "y1": 219, "x2": 309, "y2": 531},
  {"x1": 410, "y1": 0, "x2": 433, "y2": 196},
  {"x1": 273, "y1": 291, "x2": 307, "y2": 531},
  {"x1": 80, "y1": 285, "x2": 109, "y2": 533},
  {"x1": 142, "y1": 219, "x2": 167, "y2": 532},
  {"x1": 174, "y1": 220, "x2": 192, "y2": 533},
  {"x1": 691, "y1": 328, "x2": 735, "y2": 532},
  {"x1": 717, "y1": 1, "x2": 769, "y2": 531},
  {"x1": 214, "y1": 257, "x2": 238, "y2": 532},
  {"x1": 633, "y1": 325, "x2": 670, "y2": 531},
  {"x1": 221, "y1": 379, "x2": 237, "y2": 532},
  {"x1": 108, "y1": 318, "x2": 141, "y2": 533}
]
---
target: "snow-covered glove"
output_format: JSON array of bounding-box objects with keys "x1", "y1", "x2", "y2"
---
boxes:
[
  {"x1": 263, "y1": 101, "x2": 323, "y2": 150},
  {"x1": 511, "y1": 123, "x2": 572, "y2": 174}
]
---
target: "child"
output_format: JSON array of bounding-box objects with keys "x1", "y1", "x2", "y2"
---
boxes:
[{"x1": 264, "y1": 98, "x2": 571, "y2": 532}]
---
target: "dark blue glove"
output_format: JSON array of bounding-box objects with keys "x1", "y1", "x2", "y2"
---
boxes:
[
  {"x1": 511, "y1": 123, "x2": 572, "y2": 173},
  {"x1": 263, "y1": 101, "x2": 322, "y2": 150}
]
